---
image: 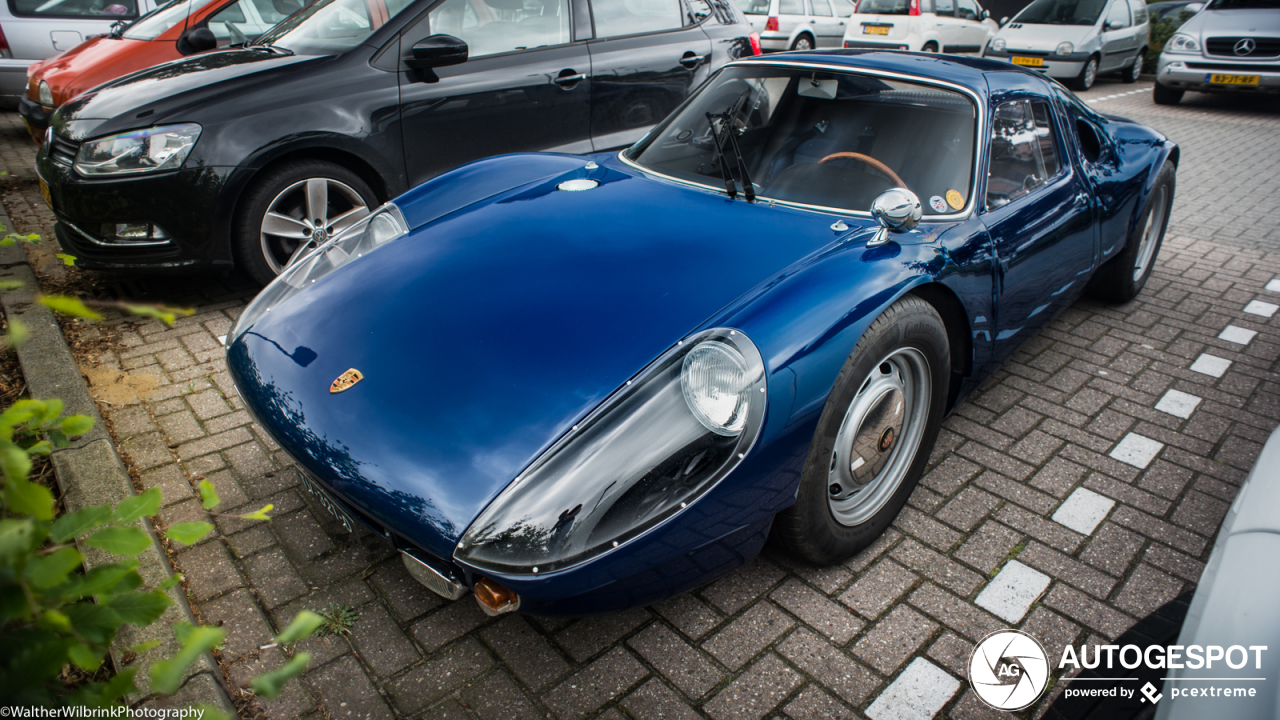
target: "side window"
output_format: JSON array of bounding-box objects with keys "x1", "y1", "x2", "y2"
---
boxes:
[
  {"x1": 779, "y1": 0, "x2": 803, "y2": 14},
  {"x1": 832, "y1": 0, "x2": 854, "y2": 14},
  {"x1": 9, "y1": 0, "x2": 137, "y2": 18},
  {"x1": 248, "y1": 0, "x2": 290, "y2": 24},
  {"x1": 987, "y1": 99, "x2": 1063, "y2": 210},
  {"x1": 811, "y1": 0, "x2": 831, "y2": 15},
  {"x1": 593, "y1": 0, "x2": 683, "y2": 36},
  {"x1": 686, "y1": 0, "x2": 713, "y2": 23},
  {"x1": 1104, "y1": 0, "x2": 1129, "y2": 28},
  {"x1": 428, "y1": 0, "x2": 571, "y2": 56},
  {"x1": 955, "y1": 0, "x2": 977, "y2": 20},
  {"x1": 1126, "y1": 0, "x2": 1145, "y2": 23},
  {"x1": 933, "y1": 0, "x2": 953, "y2": 17},
  {"x1": 208, "y1": 0, "x2": 253, "y2": 44}
]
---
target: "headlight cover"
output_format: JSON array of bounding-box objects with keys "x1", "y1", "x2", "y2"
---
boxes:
[
  {"x1": 74, "y1": 124, "x2": 201, "y2": 177},
  {"x1": 227, "y1": 203, "x2": 407, "y2": 345},
  {"x1": 38, "y1": 81, "x2": 53, "y2": 106},
  {"x1": 1165, "y1": 33, "x2": 1200, "y2": 54},
  {"x1": 990, "y1": 37, "x2": 1006, "y2": 53},
  {"x1": 1055, "y1": 41, "x2": 1073, "y2": 56},
  {"x1": 455, "y1": 328, "x2": 767, "y2": 576}
]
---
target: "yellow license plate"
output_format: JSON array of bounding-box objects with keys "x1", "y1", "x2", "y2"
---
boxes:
[
  {"x1": 862, "y1": 25, "x2": 890, "y2": 34},
  {"x1": 39, "y1": 177, "x2": 53, "y2": 209},
  {"x1": 1011, "y1": 56, "x2": 1043, "y2": 67},
  {"x1": 1207, "y1": 73, "x2": 1259, "y2": 85}
]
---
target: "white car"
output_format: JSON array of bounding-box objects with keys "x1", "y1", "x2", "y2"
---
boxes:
[
  {"x1": 982, "y1": 0, "x2": 1150, "y2": 90},
  {"x1": 1153, "y1": 0, "x2": 1280, "y2": 105},
  {"x1": 737, "y1": 0, "x2": 857, "y2": 52},
  {"x1": 841, "y1": 0, "x2": 999, "y2": 53}
]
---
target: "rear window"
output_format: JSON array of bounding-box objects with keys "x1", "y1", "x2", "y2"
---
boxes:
[
  {"x1": 9, "y1": 0, "x2": 138, "y2": 19},
  {"x1": 733, "y1": 0, "x2": 770, "y2": 13},
  {"x1": 856, "y1": 0, "x2": 910, "y2": 14},
  {"x1": 1205, "y1": 0, "x2": 1279, "y2": 7},
  {"x1": 1013, "y1": 0, "x2": 1106, "y2": 25}
]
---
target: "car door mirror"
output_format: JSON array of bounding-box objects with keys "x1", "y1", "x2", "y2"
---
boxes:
[
  {"x1": 981, "y1": 8, "x2": 989, "y2": 18},
  {"x1": 871, "y1": 188, "x2": 922, "y2": 232},
  {"x1": 177, "y1": 27, "x2": 218, "y2": 54},
  {"x1": 999, "y1": 14, "x2": 1008, "y2": 25},
  {"x1": 406, "y1": 34, "x2": 469, "y2": 70}
]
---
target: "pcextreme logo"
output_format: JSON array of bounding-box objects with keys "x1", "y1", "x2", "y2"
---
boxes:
[{"x1": 969, "y1": 630, "x2": 1051, "y2": 711}]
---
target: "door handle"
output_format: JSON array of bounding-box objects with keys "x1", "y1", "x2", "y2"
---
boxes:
[
  {"x1": 680, "y1": 52, "x2": 705, "y2": 68},
  {"x1": 553, "y1": 71, "x2": 586, "y2": 86},
  {"x1": 810, "y1": 18, "x2": 816, "y2": 22}
]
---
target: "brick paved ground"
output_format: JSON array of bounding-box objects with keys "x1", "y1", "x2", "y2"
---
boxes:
[{"x1": 3, "y1": 78, "x2": 1279, "y2": 719}]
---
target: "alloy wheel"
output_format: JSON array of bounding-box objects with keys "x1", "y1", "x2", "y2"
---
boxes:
[
  {"x1": 259, "y1": 177, "x2": 371, "y2": 275},
  {"x1": 1133, "y1": 184, "x2": 1169, "y2": 282}
]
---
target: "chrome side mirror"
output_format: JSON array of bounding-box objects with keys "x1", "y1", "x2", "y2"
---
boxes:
[{"x1": 868, "y1": 188, "x2": 921, "y2": 246}]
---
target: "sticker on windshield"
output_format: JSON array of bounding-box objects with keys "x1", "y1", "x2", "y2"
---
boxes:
[
  {"x1": 946, "y1": 189, "x2": 965, "y2": 210},
  {"x1": 930, "y1": 196, "x2": 948, "y2": 213}
]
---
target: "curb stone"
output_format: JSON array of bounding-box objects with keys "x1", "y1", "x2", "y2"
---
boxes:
[{"x1": 0, "y1": 206, "x2": 233, "y2": 712}]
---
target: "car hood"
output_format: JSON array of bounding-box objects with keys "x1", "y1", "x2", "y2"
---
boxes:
[
  {"x1": 996, "y1": 23, "x2": 1095, "y2": 50},
  {"x1": 227, "y1": 154, "x2": 869, "y2": 560},
  {"x1": 1180, "y1": 7, "x2": 1280, "y2": 36},
  {"x1": 30, "y1": 36, "x2": 150, "y2": 103},
  {"x1": 52, "y1": 47, "x2": 321, "y2": 140}
]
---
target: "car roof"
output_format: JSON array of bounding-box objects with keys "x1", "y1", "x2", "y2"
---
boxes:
[{"x1": 732, "y1": 49, "x2": 1056, "y2": 103}]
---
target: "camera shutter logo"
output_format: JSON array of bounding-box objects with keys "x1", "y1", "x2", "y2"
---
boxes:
[{"x1": 970, "y1": 630, "x2": 1051, "y2": 711}]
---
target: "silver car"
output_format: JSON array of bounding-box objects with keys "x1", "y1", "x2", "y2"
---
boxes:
[
  {"x1": 736, "y1": 0, "x2": 855, "y2": 51},
  {"x1": 1154, "y1": 0, "x2": 1280, "y2": 105},
  {"x1": 0, "y1": 0, "x2": 161, "y2": 109},
  {"x1": 982, "y1": 0, "x2": 1150, "y2": 90}
]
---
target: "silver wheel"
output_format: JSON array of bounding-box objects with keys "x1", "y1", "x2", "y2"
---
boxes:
[
  {"x1": 792, "y1": 35, "x2": 813, "y2": 51},
  {"x1": 1082, "y1": 58, "x2": 1097, "y2": 89},
  {"x1": 827, "y1": 347, "x2": 931, "y2": 526},
  {"x1": 259, "y1": 177, "x2": 371, "y2": 275},
  {"x1": 1132, "y1": 184, "x2": 1169, "y2": 282},
  {"x1": 1129, "y1": 52, "x2": 1143, "y2": 82}
]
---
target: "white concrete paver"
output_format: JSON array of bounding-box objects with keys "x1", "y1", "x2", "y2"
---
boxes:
[
  {"x1": 1244, "y1": 300, "x2": 1279, "y2": 318},
  {"x1": 1218, "y1": 325, "x2": 1257, "y2": 345},
  {"x1": 1155, "y1": 389, "x2": 1202, "y2": 419},
  {"x1": 1053, "y1": 488, "x2": 1115, "y2": 535},
  {"x1": 1110, "y1": 433, "x2": 1164, "y2": 469},
  {"x1": 1190, "y1": 354, "x2": 1232, "y2": 378},
  {"x1": 866, "y1": 658, "x2": 962, "y2": 720},
  {"x1": 975, "y1": 561, "x2": 1052, "y2": 623}
]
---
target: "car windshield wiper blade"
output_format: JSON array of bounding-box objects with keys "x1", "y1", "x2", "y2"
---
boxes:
[
  {"x1": 704, "y1": 90, "x2": 756, "y2": 202},
  {"x1": 250, "y1": 42, "x2": 294, "y2": 55},
  {"x1": 108, "y1": 19, "x2": 127, "y2": 38}
]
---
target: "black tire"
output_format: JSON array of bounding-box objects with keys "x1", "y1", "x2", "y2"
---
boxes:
[
  {"x1": 1153, "y1": 82, "x2": 1184, "y2": 105},
  {"x1": 1122, "y1": 50, "x2": 1144, "y2": 83},
  {"x1": 1074, "y1": 55, "x2": 1099, "y2": 90},
  {"x1": 790, "y1": 34, "x2": 814, "y2": 51},
  {"x1": 775, "y1": 296, "x2": 950, "y2": 564},
  {"x1": 234, "y1": 159, "x2": 378, "y2": 286},
  {"x1": 922, "y1": 41, "x2": 939, "y2": 52},
  {"x1": 1089, "y1": 160, "x2": 1176, "y2": 303}
]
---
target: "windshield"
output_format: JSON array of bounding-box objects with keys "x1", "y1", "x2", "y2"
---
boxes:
[
  {"x1": 122, "y1": 0, "x2": 193, "y2": 39},
  {"x1": 732, "y1": 0, "x2": 769, "y2": 14},
  {"x1": 1013, "y1": 0, "x2": 1105, "y2": 25},
  {"x1": 1205, "y1": 0, "x2": 1279, "y2": 7},
  {"x1": 627, "y1": 66, "x2": 977, "y2": 216},
  {"x1": 856, "y1": 0, "x2": 911, "y2": 14},
  {"x1": 255, "y1": 0, "x2": 408, "y2": 54}
]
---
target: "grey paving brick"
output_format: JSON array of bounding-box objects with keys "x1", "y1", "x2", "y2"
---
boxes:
[
  {"x1": 243, "y1": 548, "x2": 307, "y2": 609},
  {"x1": 840, "y1": 558, "x2": 917, "y2": 620},
  {"x1": 852, "y1": 605, "x2": 938, "y2": 675},
  {"x1": 459, "y1": 671, "x2": 540, "y2": 720},
  {"x1": 622, "y1": 678, "x2": 702, "y2": 720},
  {"x1": 995, "y1": 505, "x2": 1084, "y2": 554},
  {"x1": 782, "y1": 685, "x2": 858, "y2": 720},
  {"x1": 936, "y1": 487, "x2": 1000, "y2": 532},
  {"x1": 770, "y1": 578, "x2": 864, "y2": 644},
  {"x1": 480, "y1": 614, "x2": 570, "y2": 690},
  {"x1": 367, "y1": 560, "x2": 442, "y2": 622},
  {"x1": 346, "y1": 603, "x2": 420, "y2": 676},
  {"x1": 1044, "y1": 585, "x2": 1135, "y2": 639},
  {"x1": 544, "y1": 647, "x2": 648, "y2": 719},
  {"x1": 177, "y1": 540, "x2": 242, "y2": 601},
  {"x1": 139, "y1": 464, "x2": 195, "y2": 507},
  {"x1": 701, "y1": 556, "x2": 787, "y2": 614},
  {"x1": 385, "y1": 637, "x2": 493, "y2": 714},
  {"x1": 920, "y1": 455, "x2": 982, "y2": 495},
  {"x1": 307, "y1": 655, "x2": 394, "y2": 720},
  {"x1": 1079, "y1": 522, "x2": 1146, "y2": 577},
  {"x1": 703, "y1": 601, "x2": 795, "y2": 671},
  {"x1": 653, "y1": 592, "x2": 723, "y2": 640},
  {"x1": 1112, "y1": 564, "x2": 1186, "y2": 618},
  {"x1": 778, "y1": 628, "x2": 880, "y2": 706},
  {"x1": 556, "y1": 607, "x2": 649, "y2": 663},
  {"x1": 907, "y1": 584, "x2": 1005, "y2": 644},
  {"x1": 199, "y1": 588, "x2": 273, "y2": 662},
  {"x1": 924, "y1": 631, "x2": 972, "y2": 679},
  {"x1": 1017, "y1": 542, "x2": 1116, "y2": 599},
  {"x1": 704, "y1": 654, "x2": 802, "y2": 720},
  {"x1": 891, "y1": 539, "x2": 983, "y2": 597},
  {"x1": 893, "y1": 506, "x2": 962, "y2": 551},
  {"x1": 628, "y1": 622, "x2": 724, "y2": 699},
  {"x1": 954, "y1": 520, "x2": 1023, "y2": 575}
]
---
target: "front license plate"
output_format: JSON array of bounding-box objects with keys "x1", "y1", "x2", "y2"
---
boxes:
[
  {"x1": 1206, "y1": 73, "x2": 1259, "y2": 85},
  {"x1": 1011, "y1": 56, "x2": 1043, "y2": 67},
  {"x1": 862, "y1": 24, "x2": 890, "y2": 34},
  {"x1": 39, "y1": 177, "x2": 53, "y2": 210},
  {"x1": 300, "y1": 472, "x2": 357, "y2": 533}
]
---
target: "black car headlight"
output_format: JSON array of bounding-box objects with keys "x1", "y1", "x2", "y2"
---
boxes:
[
  {"x1": 454, "y1": 328, "x2": 767, "y2": 575},
  {"x1": 73, "y1": 124, "x2": 201, "y2": 177},
  {"x1": 227, "y1": 203, "x2": 407, "y2": 345}
]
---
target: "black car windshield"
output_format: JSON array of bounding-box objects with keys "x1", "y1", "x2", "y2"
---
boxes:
[
  {"x1": 123, "y1": 0, "x2": 194, "y2": 39},
  {"x1": 1205, "y1": 0, "x2": 1279, "y2": 7},
  {"x1": 626, "y1": 65, "x2": 977, "y2": 216},
  {"x1": 855, "y1": 0, "x2": 912, "y2": 14},
  {"x1": 1013, "y1": 0, "x2": 1105, "y2": 24},
  {"x1": 255, "y1": 0, "x2": 411, "y2": 54}
]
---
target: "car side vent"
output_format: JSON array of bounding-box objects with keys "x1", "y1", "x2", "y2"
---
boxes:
[{"x1": 49, "y1": 135, "x2": 80, "y2": 166}]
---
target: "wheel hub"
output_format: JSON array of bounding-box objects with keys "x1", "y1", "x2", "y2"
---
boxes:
[{"x1": 846, "y1": 384, "x2": 904, "y2": 486}]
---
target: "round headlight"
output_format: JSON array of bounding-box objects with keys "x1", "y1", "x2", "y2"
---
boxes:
[
  {"x1": 367, "y1": 211, "x2": 406, "y2": 247},
  {"x1": 38, "y1": 81, "x2": 53, "y2": 106},
  {"x1": 1055, "y1": 41, "x2": 1073, "y2": 56},
  {"x1": 990, "y1": 37, "x2": 1006, "y2": 53},
  {"x1": 682, "y1": 341, "x2": 751, "y2": 436}
]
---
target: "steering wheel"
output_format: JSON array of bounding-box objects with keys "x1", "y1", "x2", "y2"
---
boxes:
[{"x1": 817, "y1": 152, "x2": 908, "y2": 190}]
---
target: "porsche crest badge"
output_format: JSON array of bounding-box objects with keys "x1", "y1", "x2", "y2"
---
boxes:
[{"x1": 330, "y1": 369, "x2": 363, "y2": 394}]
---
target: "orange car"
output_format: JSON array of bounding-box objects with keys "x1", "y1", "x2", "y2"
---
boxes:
[{"x1": 19, "y1": 0, "x2": 305, "y2": 141}]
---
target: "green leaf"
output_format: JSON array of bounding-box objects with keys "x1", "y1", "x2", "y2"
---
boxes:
[
  {"x1": 55, "y1": 561, "x2": 139, "y2": 601},
  {"x1": 8, "y1": 476, "x2": 55, "y2": 520},
  {"x1": 249, "y1": 651, "x2": 311, "y2": 700},
  {"x1": 51, "y1": 505, "x2": 113, "y2": 543},
  {"x1": 158, "y1": 574, "x2": 182, "y2": 591},
  {"x1": 59, "y1": 414, "x2": 94, "y2": 437},
  {"x1": 37, "y1": 398, "x2": 64, "y2": 424},
  {"x1": 0, "y1": 518, "x2": 40, "y2": 568},
  {"x1": 49, "y1": 430, "x2": 70, "y2": 448},
  {"x1": 24, "y1": 440, "x2": 52, "y2": 455},
  {"x1": 164, "y1": 521, "x2": 213, "y2": 546},
  {"x1": 63, "y1": 602, "x2": 125, "y2": 644},
  {"x1": 68, "y1": 642, "x2": 104, "y2": 671},
  {"x1": 1, "y1": 446, "x2": 32, "y2": 483},
  {"x1": 273, "y1": 610, "x2": 325, "y2": 644},
  {"x1": 37, "y1": 609, "x2": 72, "y2": 634},
  {"x1": 6, "y1": 316, "x2": 28, "y2": 348},
  {"x1": 56, "y1": 253, "x2": 76, "y2": 267},
  {"x1": 86, "y1": 526, "x2": 151, "y2": 557},
  {"x1": 0, "y1": 237, "x2": 13, "y2": 247},
  {"x1": 150, "y1": 626, "x2": 225, "y2": 695},
  {"x1": 173, "y1": 621, "x2": 196, "y2": 645},
  {"x1": 130, "y1": 640, "x2": 162, "y2": 654},
  {"x1": 240, "y1": 503, "x2": 274, "y2": 521},
  {"x1": 72, "y1": 667, "x2": 138, "y2": 705},
  {"x1": 112, "y1": 487, "x2": 162, "y2": 524},
  {"x1": 198, "y1": 479, "x2": 220, "y2": 510},
  {"x1": 26, "y1": 546, "x2": 83, "y2": 588},
  {"x1": 106, "y1": 589, "x2": 173, "y2": 626},
  {"x1": 0, "y1": 280, "x2": 23, "y2": 291},
  {"x1": 38, "y1": 295, "x2": 104, "y2": 321}
]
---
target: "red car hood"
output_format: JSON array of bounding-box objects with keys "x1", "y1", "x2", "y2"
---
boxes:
[{"x1": 29, "y1": 36, "x2": 161, "y2": 105}]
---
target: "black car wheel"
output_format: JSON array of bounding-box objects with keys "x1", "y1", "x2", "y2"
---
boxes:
[
  {"x1": 776, "y1": 296, "x2": 949, "y2": 564},
  {"x1": 1153, "y1": 82, "x2": 1184, "y2": 105},
  {"x1": 1089, "y1": 160, "x2": 1176, "y2": 303},
  {"x1": 922, "y1": 41, "x2": 939, "y2": 52},
  {"x1": 1075, "y1": 56, "x2": 1098, "y2": 90},
  {"x1": 1123, "y1": 50, "x2": 1144, "y2": 82},
  {"x1": 791, "y1": 34, "x2": 814, "y2": 51},
  {"x1": 235, "y1": 160, "x2": 377, "y2": 285}
]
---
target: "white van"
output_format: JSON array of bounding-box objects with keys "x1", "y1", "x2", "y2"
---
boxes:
[
  {"x1": 982, "y1": 0, "x2": 1150, "y2": 90},
  {"x1": 842, "y1": 0, "x2": 999, "y2": 53}
]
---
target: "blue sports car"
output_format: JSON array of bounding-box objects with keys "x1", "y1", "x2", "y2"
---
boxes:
[{"x1": 226, "y1": 50, "x2": 1178, "y2": 616}]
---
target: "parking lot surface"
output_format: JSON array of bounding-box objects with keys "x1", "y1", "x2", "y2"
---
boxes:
[{"x1": 3, "y1": 80, "x2": 1280, "y2": 720}]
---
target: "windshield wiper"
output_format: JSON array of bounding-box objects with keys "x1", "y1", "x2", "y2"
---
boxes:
[
  {"x1": 704, "y1": 90, "x2": 756, "y2": 202},
  {"x1": 108, "y1": 19, "x2": 127, "y2": 38},
  {"x1": 249, "y1": 42, "x2": 294, "y2": 55}
]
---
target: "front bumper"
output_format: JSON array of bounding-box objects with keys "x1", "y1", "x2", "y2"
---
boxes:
[
  {"x1": 18, "y1": 95, "x2": 53, "y2": 141},
  {"x1": 1155, "y1": 53, "x2": 1280, "y2": 94},
  {"x1": 983, "y1": 49, "x2": 1091, "y2": 79},
  {"x1": 36, "y1": 142, "x2": 244, "y2": 271}
]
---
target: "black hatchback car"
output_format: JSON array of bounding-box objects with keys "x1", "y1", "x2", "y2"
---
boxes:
[{"x1": 36, "y1": 0, "x2": 756, "y2": 283}]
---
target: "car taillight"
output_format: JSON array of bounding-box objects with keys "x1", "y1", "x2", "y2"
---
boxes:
[
  {"x1": 749, "y1": 31, "x2": 762, "y2": 55},
  {"x1": 909, "y1": 0, "x2": 920, "y2": 14},
  {"x1": 0, "y1": 24, "x2": 11, "y2": 59},
  {"x1": 765, "y1": 15, "x2": 779, "y2": 31}
]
